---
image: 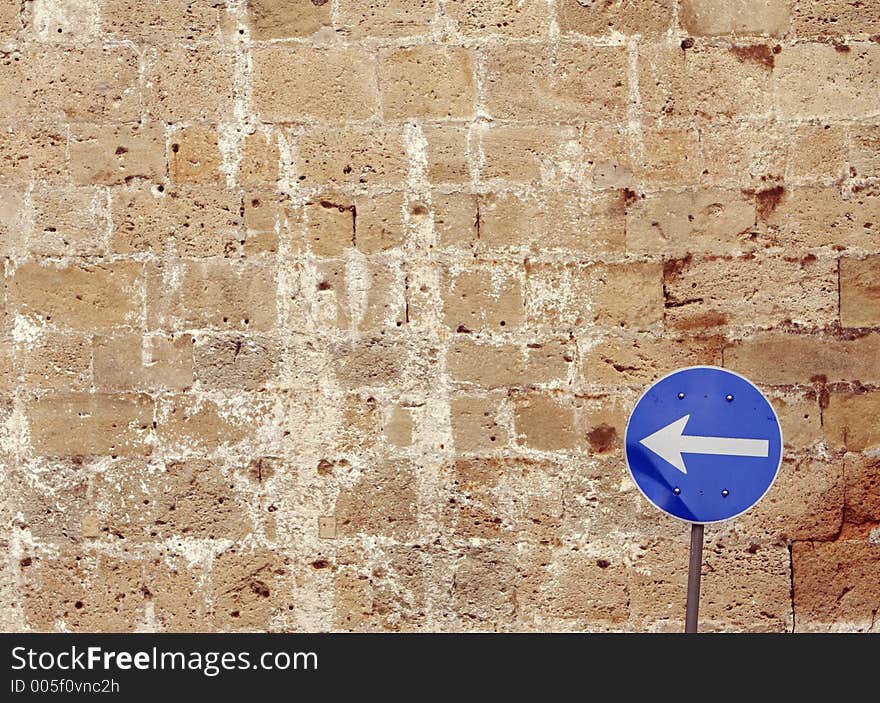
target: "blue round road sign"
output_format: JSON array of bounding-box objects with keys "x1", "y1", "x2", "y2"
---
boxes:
[{"x1": 625, "y1": 366, "x2": 782, "y2": 524}]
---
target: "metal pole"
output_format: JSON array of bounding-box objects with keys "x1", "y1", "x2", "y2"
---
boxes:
[{"x1": 685, "y1": 522, "x2": 704, "y2": 633}]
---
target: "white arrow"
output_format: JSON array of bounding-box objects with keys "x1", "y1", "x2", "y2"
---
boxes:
[{"x1": 639, "y1": 414, "x2": 769, "y2": 475}]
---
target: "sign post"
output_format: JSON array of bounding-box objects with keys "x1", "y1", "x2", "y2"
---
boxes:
[
  {"x1": 624, "y1": 366, "x2": 782, "y2": 632},
  {"x1": 685, "y1": 523, "x2": 704, "y2": 633}
]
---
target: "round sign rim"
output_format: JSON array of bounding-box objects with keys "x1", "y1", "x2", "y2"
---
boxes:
[{"x1": 623, "y1": 365, "x2": 784, "y2": 525}]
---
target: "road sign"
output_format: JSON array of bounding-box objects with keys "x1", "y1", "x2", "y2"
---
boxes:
[{"x1": 625, "y1": 366, "x2": 782, "y2": 524}]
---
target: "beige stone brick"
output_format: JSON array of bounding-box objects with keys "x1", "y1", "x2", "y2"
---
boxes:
[
  {"x1": 385, "y1": 405, "x2": 413, "y2": 447},
  {"x1": 479, "y1": 189, "x2": 624, "y2": 254},
  {"x1": 581, "y1": 333, "x2": 724, "y2": 386},
  {"x1": 793, "y1": 540, "x2": 880, "y2": 631},
  {"x1": 451, "y1": 393, "x2": 508, "y2": 452},
  {"x1": 294, "y1": 196, "x2": 355, "y2": 257},
  {"x1": 337, "y1": 0, "x2": 435, "y2": 38},
  {"x1": 332, "y1": 335, "x2": 407, "y2": 389},
  {"x1": 144, "y1": 45, "x2": 235, "y2": 122},
  {"x1": 635, "y1": 128, "x2": 702, "y2": 186},
  {"x1": 483, "y1": 44, "x2": 628, "y2": 121},
  {"x1": 425, "y1": 126, "x2": 469, "y2": 184},
  {"x1": 769, "y1": 392, "x2": 823, "y2": 449},
  {"x1": 91, "y1": 458, "x2": 253, "y2": 542},
  {"x1": 0, "y1": 47, "x2": 140, "y2": 121},
  {"x1": 70, "y1": 123, "x2": 166, "y2": 186},
  {"x1": 791, "y1": 0, "x2": 880, "y2": 39},
  {"x1": 559, "y1": 0, "x2": 673, "y2": 37},
  {"x1": 0, "y1": 124, "x2": 67, "y2": 183},
  {"x1": 451, "y1": 545, "x2": 517, "y2": 626},
  {"x1": 318, "y1": 516, "x2": 336, "y2": 539},
  {"x1": 169, "y1": 126, "x2": 222, "y2": 185},
  {"x1": 581, "y1": 125, "x2": 632, "y2": 188},
  {"x1": 514, "y1": 392, "x2": 579, "y2": 451},
  {"x1": 94, "y1": 333, "x2": 193, "y2": 391},
  {"x1": 442, "y1": 458, "x2": 564, "y2": 542},
  {"x1": 355, "y1": 192, "x2": 404, "y2": 254},
  {"x1": 193, "y1": 334, "x2": 279, "y2": 390},
  {"x1": 148, "y1": 261, "x2": 277, "y2": 331},
  {"x1": 111, "y1": 186, "x2": 240, "y2": 257},
  {"x1": 242, "y1": 225, "x2": 278, "y2": 260},
  {"x1": 333, "y1": 544, "x2": 427, "y2": 631},
  {"x1": 447, "y1": 0, "x2": 550, "y2": 37},
  {"x1": 663, "y1": 254, "x2": 838, "y2": 330},
  {"x1": 447, "y1": 337, "x2": 572, "y2": 388},
  {"x1": 21, "y1": 333, "x2": 92, "y2": 390},
  {"x1": 335, "y1": 460, "x2": 417, "y2": 539},
  {"x1": 143, "y1": 188, "x2": 231, "y2": 249},
  {"x1": 0, "y1": 2, "x2": 19, "y2": 39},
  {"x1": 156, "y1": 394, "x2": 254, "y2": 455},
  {"x1": 640, "y1": 45, "x2": 772, "y2": 120},
  {"x1": 30, "y1": 0, "x2": 99, "y2": 42},
  {"x1": 335, "y1": 393, "x2": 383, "y2": 450},
  {"x1": 10, "y1": 261, "x2": 142, "y2": 331},
  {"x1": 27, "y1": 393, "x2": 153, "y2": 456},
  {"x1": 519, "y1": 544, "x2": 630, "y2": 627},
  {"x1": 824, "y1": 391, "x2": 880, "y2": 452},
  {"x1": 0, "y1": 188, "x2": 26, "y2": 257},
  {"x1": 844, "y1": 453, "x2": 880, "y2": 524},
  {"x1": 626, "y1": 189, "x2": 756, "y2": 255},
  {"x1": 297, "y1": 127, "x2": 407, "y2": 187},
  {"x1": 0, "y1": 343, "x2": 10, "y2": 392},
  {"x1": 212, "y1": 547, "x2": 287, "y2": 629},
  {"x1": 789, "y1": 124, "x2": 848, "y2": 181},
  {"x1": 242, "y1": 192, "x2": 283, "y2": 255},
  {"x1": 434, "y1": 192, "x2": 477, "y2": 248},
  {"x1": 23, "y1": 550, "x2": 207, "y2": 632},
  {"x1": 723, "y1": 333, "x2": 880, "y2": 384},
  {"x1": 577, "y1": 394, "x2": 628, "y2": 456},
  {"x1": 525, "y1": 262, "x2": 663, "y2": 329},
  {"x1": 380, "y1": 47, "x2": 475, "y2": 119},
  {"x1": 442, "y1": 267, "x2": 524, "y2": 332},
  {"x1": 239, "y1": 130, "x2": 280, "y2": 188},
  {"x1": 699, "y1": 123, "x2": 786, "y2": 185},
  {"x1": 0, "y1": 397, "x2": 10, "y2": 447},
  {"x1": 331, "y1": 568, "x2": 375, "y2": 632},
  {"x1": 850, "y1": 126, "x2": 880, "y2": 179},
  {"x1": 246, "y1": 0, "x2": 330, "y2": 39},
  {"x1": 736, "y1": 457, "x2": 843, "y2": 541},
  {"x1": 8, "y1": 459, "x2": 88, "y2": 544},
  {"x1": 315, "y1": 259, "x2": 406, "y2": 332},
  {"x1": 776, "y1": 44, "x2": 880, "y2": 120},
  {"x1": 480, "y1": 125, "x2": 579, "y2": 183},
  {"x1": 99, "y1": 0, "x2": 220, "y2": 43},
  {"x1": 680, "y1": 0, "x2": 790, "y2": 35},
  {"x1": 761, "y1": 186, "x2": 880, "y2": 250},
  {"x1": 30, "y1": 186, "x2": 109, "y2": 256},
  {"x1": 253, "y1": 46, "x2": 377, "y2": 123},
  {"x1": 840, "y1": 256, "x2": 880, "y2": 328}
]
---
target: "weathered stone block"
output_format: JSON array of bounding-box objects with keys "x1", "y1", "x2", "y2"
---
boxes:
[
  {"x1": 26, "y1": 393, "x2": 153, "y2": 456},
  {"x1": 380, "y1": 47, "x2": 475, "y2": 119},
  {"x1": 840, "y1": 256, "x2": 880, "y2": 328},
  {"x1": 253, "y1": 46, "x2": 377, "y2": 123},
  {"x1": 483, "y1": 44, "x2": 628, "y2": 121}
]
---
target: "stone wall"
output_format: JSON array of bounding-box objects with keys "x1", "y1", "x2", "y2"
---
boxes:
[{"x1": 1, "y1": 0, "x2": 878, "y2": 632}]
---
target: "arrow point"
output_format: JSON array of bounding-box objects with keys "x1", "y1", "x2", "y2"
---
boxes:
[{"x1": 640, "y1": 414, "x2": 690, "y2": 474}]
